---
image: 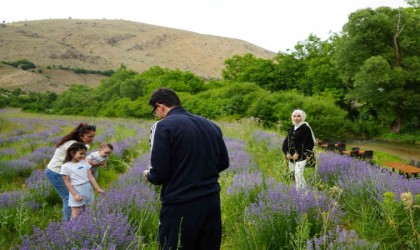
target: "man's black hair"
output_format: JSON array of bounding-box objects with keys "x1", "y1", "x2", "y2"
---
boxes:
[{"x1": 149, "y1": 88, "x2": 181, "y2": 107}]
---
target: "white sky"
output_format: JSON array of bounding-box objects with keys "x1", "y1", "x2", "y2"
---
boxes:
[{"x1": 1, "y1": 0, "x2": 409, "y2": 52}]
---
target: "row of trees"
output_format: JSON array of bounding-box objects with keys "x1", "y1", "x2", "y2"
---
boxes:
[
  {"x1": 2, "y1": 59, "x2": 115, "y2": 76},
  {"x1": 46, "y1": 65, "x2": 115, "y2": 76},
  {"x1": 2, "y1": 59, "x2": 36, "y2": 70},
  {"x1": 1, "y1": 5, "x2": 419, "y2": 141},
  {"x1": 222, "y1": 6, "x2": 420, "y2": 134},
  {"x1": 0, "y1": 65, "x2": 350, "y2": 140}
]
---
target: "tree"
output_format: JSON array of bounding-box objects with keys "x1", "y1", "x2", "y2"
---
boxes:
[
  {"x1": 222, "y1": 54, "x2": 278, "y2": 91},
  {"x1": 119, "y1": 77, "x2": 147, "y2": 100},
  {"x1": 159, "y1": 69, "x2": 205, "y2": 94},
  {"x1": 335, "y1": 7, "x2": 420, "y2": 132},
  {"x1": 271, "y1": 52, "x2": 305, "y2": 91},
  {"x1": 140, "y1": 66, "x2": 206, "y2": 94},
  {"x1": 182, "y1": 82, "x2": 263, "y2": 120},
  {"x1": 405, "y1": 0, "x2": 420, "y2": 7},
  {"x1": 335, "y1": 8, "x2": 396, "y2": 83},
  {"x1": 95, "y1": 65, "x2": 138, "y2": 101},
  {"x1": 247, "y1": 90, "x2": 348, "y2": 138},
  {"x1": 52, "y1": 85, "x2": 98, "y2": 115},
  {"x1": 4, "y1": 59, "x2": 36, "y2": 70},
  {"x1": 22, "y1": 91, "x2": 57, "y2": 112},
  {"x1": 292, "y1": 34, "x2": 342, "y2": 96}
]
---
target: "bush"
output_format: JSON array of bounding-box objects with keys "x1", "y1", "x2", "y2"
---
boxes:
[{"x1": 3, "y1": 59, "x2": 36, "y2": 70}]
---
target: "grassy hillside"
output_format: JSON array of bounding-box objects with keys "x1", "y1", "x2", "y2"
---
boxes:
[
  {"x1": 0, "y1": 63, "x2": 106, "y2": 93},
  {"x1": 0, "y1": 19, "x2": 275, "y2": 93}
]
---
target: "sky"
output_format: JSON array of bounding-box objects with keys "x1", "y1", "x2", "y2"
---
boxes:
[{"x1": 1, "y1": 0, "x2": 409, "y2": 53}]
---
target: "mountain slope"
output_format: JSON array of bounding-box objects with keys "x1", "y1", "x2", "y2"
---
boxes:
[{"x1": 0, "y1": 19, "x2": 276, "y2": 93}]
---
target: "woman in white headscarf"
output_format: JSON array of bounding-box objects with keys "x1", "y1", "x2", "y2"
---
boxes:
[{"x1": 282, "y1": 109, "x2": 316, "y2": 190}]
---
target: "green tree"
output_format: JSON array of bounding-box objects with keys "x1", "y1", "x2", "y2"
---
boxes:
[
  {"x1": 335, "y1": 6, "x2": 420, "y2": 132},
  {"x1": 269, "y1": 35, "x2": 343, "y2": 97},
  {"x1": 183, "y1": 82, "x2": 263, "y2": 120},
  {"x1": 95, "y1": 65, "x2": 138, "y2": 101},
  {"x1": 52, "y1": 85, "x2": 98, "y2": 115},
  {"x1": 405, "y1": 0, "x2": 420, "y2": 7},
  {"x1": 222, "y1": 54, "x2": 278, "y2": 91},
  {"x1": 248, "y1": 90, "x2": 347, "y2": 139},
  {"x1": 140, "y1": 66, "x2": 206, "y2": 94},
  {"x1": 159, "y1": 69, "x2": 205, "y2": 94},
  {"x1": 272, "y1": 50, "x2": 307, "y2": 91},
  {"x1": 98, "y1": 97, "x2": 149, "y2": 118},
  {"x1": 351, "y1": 56, "x2": 419, "y2": 132},
  {"x1": 119, "y1": 77, "x2": 147, "y2": 100},
  {"x1": 4, "y1": 59, "x2": 36, "y2": 70},
  {"x1": 22, "y1": 91, "x2": 57, "y2": 112},
  {"x1": 296, "y1": 35, "x2": 343, "y2": 96}
]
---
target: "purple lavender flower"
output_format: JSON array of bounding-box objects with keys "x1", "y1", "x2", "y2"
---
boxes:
[
  {"x1": 0, "y1": 148, "x2": 16, "y2": 156},
  {"x1": 99, "y1": 153, "x2": 158, "y2": 215},
  {"x1": 317, "y1": 152, "x2": 420, "y2": 202},
  {"x1": 253, "y1": 130, "x2": 285, "y2": 150},
  {"x1": 247, "y1": 182, "x2": 342, "y2": 234},
  {"x1": 112, "y1": 138, "x2": 139, "y2": 157},
  {"x1": 19, "y1": 210, "x2": 139, "y2": 249},
  {"x1": 18, "y1": 153, "x2": 157, "y2": 249},
  {"x1": 227, "y1": 171, "x2": 263, "y2": 196},
  {"x1": 23, "y1": 146, "x2": 55, "y2": 165},
  {"x1": 25, "y1": 169, "x2": 49, "y2": 190},
  {"x1": 1, "y1": 124, "x2": 61, "y2": 144},
  {"x1": 0, "y1": 190, "x2": 25, "y2": 208},
  {"x1": 25, "y1": 169, "x2": 55, "y2": 209},
  {"x1": 0, "y1": 159, "x2": 37, "y2": 177},
  {"x1": 307, "y1": 226, "x2": 378, "y2": 250},
  {"x1": 224, "y1": 138, "x2": 256, "y2": 173},
  {"x1": 224, "y1": 137, "x2": 247, "y2": 151},
  {"x1": 94, "y1": 127, "x2": 116, "y2": 142}
]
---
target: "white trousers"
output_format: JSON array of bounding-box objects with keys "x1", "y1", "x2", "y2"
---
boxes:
[{"x1": 288, "y1": 159, "x2": 306, "y2": 189}]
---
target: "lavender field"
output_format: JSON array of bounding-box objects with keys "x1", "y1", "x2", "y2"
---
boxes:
[{"x1": 0, "y1": 109, "x2": 419, "y2": 249}]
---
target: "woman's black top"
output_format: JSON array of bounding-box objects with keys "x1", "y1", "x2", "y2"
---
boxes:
[{"x1": 282, "y1": 124, "x2": 314, "y2": 162}]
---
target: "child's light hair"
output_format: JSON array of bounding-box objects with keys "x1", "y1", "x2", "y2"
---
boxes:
[{"x1": 99, "y1": 143, "x2": 113, "y2": 150}]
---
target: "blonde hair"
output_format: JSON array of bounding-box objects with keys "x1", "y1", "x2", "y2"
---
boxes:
[{"x1": 99, "y1": 143, "x2": 113, "y2": 150}]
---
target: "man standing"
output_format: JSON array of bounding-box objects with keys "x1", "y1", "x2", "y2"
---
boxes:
[{"x1": 143, "y1": 88, "x2": 230, "y2": 250}]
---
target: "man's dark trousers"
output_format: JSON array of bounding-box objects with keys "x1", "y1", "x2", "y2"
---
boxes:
[{"x1": 158, "y1": 193, "x2": 222, "y2": 250}]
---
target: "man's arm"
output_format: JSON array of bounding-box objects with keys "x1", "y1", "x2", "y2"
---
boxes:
[
  {"x1": 215, "y1": 125, "x2": 229, "y2": 173},
  {"x1": 145, "y1": 123, "x2": 171, "y2": 185}
]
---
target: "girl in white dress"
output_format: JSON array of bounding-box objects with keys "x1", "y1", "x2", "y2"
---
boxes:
[{"x1": 61, "y1": 142, "x2": 105, "y2": 219}]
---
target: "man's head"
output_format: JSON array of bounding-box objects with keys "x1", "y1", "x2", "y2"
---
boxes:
[
  {"x1": 149, "y1": 88, "x2": 181, "y2": 107},
  {"x1": 149, "y1": 88, "x2": 181, "y2": 119}
]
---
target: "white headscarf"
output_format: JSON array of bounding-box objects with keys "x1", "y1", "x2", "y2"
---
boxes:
[{"x1": 291, "y1": 109, "x2": 316, "y2": 144}]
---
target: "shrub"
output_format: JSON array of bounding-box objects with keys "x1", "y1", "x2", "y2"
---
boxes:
[{"x1": 307, "y1": 226, "x2": 379, "y2": 249}]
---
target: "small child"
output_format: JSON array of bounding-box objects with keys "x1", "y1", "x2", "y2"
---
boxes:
[
  {"x1": 86, "y1": 143, "x2": 113, "y2": 180},
  {"x1": 61, "y1": 142, "x2": 105, "y2": 220}
]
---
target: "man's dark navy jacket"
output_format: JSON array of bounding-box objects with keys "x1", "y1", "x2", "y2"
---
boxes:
[{"x1": 147, "y1": 106, "x2": 230, "y2": 205}]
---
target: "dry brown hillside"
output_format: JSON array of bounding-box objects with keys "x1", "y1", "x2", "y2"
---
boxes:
[{"x1": 0, "y1": 19, "x2": 275, "y2": 93}]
